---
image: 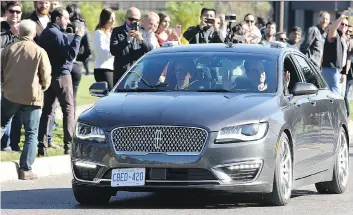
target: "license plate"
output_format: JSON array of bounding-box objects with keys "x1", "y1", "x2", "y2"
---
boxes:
[{"x1": 111, "y1": 168, "x2": 146, "y2": 187}]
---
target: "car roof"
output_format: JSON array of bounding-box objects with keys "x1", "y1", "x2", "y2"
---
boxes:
[{"x1": 147, "y1": 43, "x2": 298, "y2": 57}]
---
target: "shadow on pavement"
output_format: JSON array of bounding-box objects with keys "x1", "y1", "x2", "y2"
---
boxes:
[{"x1": 1, "y1": 188, "x2": 320, "y2": 209}]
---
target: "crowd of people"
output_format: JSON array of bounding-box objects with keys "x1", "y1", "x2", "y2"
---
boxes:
[{"x1": 0, "y1": 1, "x2": 352, "y2": 180}]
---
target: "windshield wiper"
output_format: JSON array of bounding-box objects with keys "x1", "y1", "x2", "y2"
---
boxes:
[{"x1": 196, "y1": 89, "x2": 232, "y2": 92}]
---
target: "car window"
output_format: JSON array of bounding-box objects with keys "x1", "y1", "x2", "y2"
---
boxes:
[
  {"x1": 115, "y1": 52, "x2": 278, "y2": 93},
  {"x1": 292, "y1": 54, "x2": 324, "y2": 89},
  {"x1": 283, "y1": 55, "x2": 302, "y2": 94}
]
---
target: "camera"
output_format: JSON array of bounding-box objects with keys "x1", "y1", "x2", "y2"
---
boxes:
[{"x1": 225, "y1": 14, "x2": 237, "y2": 23}]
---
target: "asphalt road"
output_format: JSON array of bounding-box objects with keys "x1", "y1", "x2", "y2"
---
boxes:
[{"x1": 2, "y1": 149, "x2": 353, "y2": 215}]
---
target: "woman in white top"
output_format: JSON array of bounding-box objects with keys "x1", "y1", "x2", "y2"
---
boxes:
[{"x1": 92, "y1": 8, "x2": 116, "y2": 90}]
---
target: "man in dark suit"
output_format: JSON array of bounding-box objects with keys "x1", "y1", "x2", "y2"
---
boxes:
[
  {"x1": 26, "y1": 1, "x2": 50, "y2": 43},
  {"x1": 110, "y1": 7, "x2": 153, "y2": 85}
]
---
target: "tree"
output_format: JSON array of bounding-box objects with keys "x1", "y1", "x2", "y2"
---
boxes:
[
  {"x1": 166, "y1": 1, "x2": 215, "y2": 44},
  {"x1": 77, "y1": 2, "x2": 104, "y2": 33}
]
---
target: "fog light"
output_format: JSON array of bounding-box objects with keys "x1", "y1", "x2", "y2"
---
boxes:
[
  {"x1": 216, "y1": 160, "x2": 263, "y2": 182},
  {"x1": 74, "y1": 161, "x2": 97, "y2": 169}
]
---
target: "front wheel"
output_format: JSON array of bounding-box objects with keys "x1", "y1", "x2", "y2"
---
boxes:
[
  {"x1": 315, "y1": 128, "x2": 349, "y2": 194},
  {"x1": 264, "y1": 132, "x2": 293, "y2": 206}
]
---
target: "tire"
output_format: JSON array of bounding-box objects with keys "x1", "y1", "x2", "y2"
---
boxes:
[
  {"x1": 264, "y1": 132, "x2": 293, "y2": 206},
  {"x1": 72, "y1": 184, "x2": 113, "y2": 205},
  {"x1": 315, "y1": 127, "x2": 349, "y2": 194}
]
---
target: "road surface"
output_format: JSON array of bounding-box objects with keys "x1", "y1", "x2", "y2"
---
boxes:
[{"x1": 2, "y1": 148, "x2": 353, "y2": 215}]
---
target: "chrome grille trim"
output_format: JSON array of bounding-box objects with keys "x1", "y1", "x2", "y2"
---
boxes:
[{"x1": 110, "y1": 126, "x2": 209, "y2": 155}]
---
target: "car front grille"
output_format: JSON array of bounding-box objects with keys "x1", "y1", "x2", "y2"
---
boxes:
[{"x1": 111, "y1": 126, "x2": 208, "y2": 154}]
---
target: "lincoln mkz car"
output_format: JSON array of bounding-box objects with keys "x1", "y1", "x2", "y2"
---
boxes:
[{"x1": 71, "y1": 43, "x2": 350, "y2": 206}]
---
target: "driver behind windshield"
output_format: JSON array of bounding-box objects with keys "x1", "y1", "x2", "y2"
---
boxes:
[{"x1": 174, "y1": 59, "x2": 195, "y2": 89}]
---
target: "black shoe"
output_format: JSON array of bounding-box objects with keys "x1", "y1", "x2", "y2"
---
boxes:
[
  {"x1": 11, "y1": 146, "x2": 21, "y2": 152},
  {"x1": 64, "y1": 144, "x2": 71, "y2": 155},
  {"x1": 38, "y1": 147, "x2": 47, "y2": 157}
]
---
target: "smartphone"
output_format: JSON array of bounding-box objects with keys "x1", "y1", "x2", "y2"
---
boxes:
[
  {"x1": 205, "y1": 18, "x2": 215, "y2": 24},
  {"x1": 130, "y1": 22, "x2": 139, "y2": 31},
  {"x1": 175, "y1": 25, "x2": 181, "y2": 37},
  {"x1": 75, "y1": 21, "x2": 85, "y2": 31}
]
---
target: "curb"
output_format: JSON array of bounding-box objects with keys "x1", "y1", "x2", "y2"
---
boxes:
[{"x1": 0, "y1": 155, "x2": 71, "y2": 182}]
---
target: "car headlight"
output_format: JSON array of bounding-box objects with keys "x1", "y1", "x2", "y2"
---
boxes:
[
  {"x1": 75, "y1": 122, "x2": 106, "y2": 143},
  {"x1": 215, "y1": 122, "x2": 268, "y2": 143}
]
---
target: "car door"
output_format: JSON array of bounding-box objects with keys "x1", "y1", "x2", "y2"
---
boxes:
[
  {"x1": 299, "y1": 55, "x2": 336, "y2": 165},
  {"x1": 290, "y1": 54, "x2": 322, "y2": 177}
]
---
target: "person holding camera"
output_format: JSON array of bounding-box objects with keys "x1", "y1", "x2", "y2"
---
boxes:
[
  {"x1": 37, "y1": 7, "x2": 85, "y2": 156},
  {"x1": 183, "y1": 8, "x2": 223, "y2": 44},
  {"x1": 110, "y1": 7, "x2": 153, "y2": 85}
]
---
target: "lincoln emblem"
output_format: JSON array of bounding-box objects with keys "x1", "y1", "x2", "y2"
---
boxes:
[{"x1": 153, "y1": 130, "x2": 163, "y2": 149}]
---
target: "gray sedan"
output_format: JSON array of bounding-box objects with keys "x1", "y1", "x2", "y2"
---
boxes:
[{"x1": 71, "y1": 43, "x2": 350, "y2": 206}]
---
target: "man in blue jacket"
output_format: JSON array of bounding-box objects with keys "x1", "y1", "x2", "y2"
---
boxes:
[{"x1": 37, "y1": 7, "x2": 85, "y2": 156}]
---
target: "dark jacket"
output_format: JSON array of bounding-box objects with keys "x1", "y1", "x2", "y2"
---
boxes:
[
  {"x1": 322, "y1": 30, "x2": 345, "y2": 69},
  {"x1": 26, "y1": 11, "x2": 49, "y2": 43},
  {"x1": 183, "y1": 25, "x2": 223, "y2": 44},
  {"x1": 110, "y1": 24, "x2": 153, "y2": 83},
  {"x1": 300, "y1": 25, "x2": 324, "y2": 68},
  {"x1": 38, "y1": 23, "x2": 81, "y2": 77},
  {"x1": 65, "y1": 20, "x2": 92, "y2": 63},
  {"x1": 1, "y1": 21, "x2": 16, "y2": 49}
]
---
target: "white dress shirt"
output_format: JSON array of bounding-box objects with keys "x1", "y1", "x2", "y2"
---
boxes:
[{"x1": 92, "y1": 29, "x2": 114, "y2": 70}]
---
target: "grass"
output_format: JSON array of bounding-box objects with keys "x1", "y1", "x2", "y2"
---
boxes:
[
  {"x1": 76, "y1": 74, "x2": 99, "y2": 106},
  {"x1": 0, "y1": 121, "x2": 65, "y2": 162}
]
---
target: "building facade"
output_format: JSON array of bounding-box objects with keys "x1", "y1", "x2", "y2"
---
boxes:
[{"x1": 272, "y1": 1, "x2": 353, "y2": 33}]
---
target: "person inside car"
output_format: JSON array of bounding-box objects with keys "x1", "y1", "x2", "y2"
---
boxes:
[
  {"x1": 221, "y1": 59, "x2": 290, "y2": 92},
  {"x1": 173, "y1": 59, "x2": 197, "y2": 90}
]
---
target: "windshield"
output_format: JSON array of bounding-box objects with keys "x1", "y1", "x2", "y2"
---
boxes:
[{"x1": 115, "y1": 52, "x2": 278, "y2": 93}]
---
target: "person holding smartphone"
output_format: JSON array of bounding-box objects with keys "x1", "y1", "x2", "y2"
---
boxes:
[
  {"x1": 110, "y1": 7, "x2": 153, "y2": 85},
  {"x1": 155, "y1": 12, "x2": 180, "y2": 46},
  {"x1": 183, "y1": 8, "x2": 223, "y2": 44}
]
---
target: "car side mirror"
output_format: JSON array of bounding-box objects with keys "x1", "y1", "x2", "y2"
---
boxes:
[
  {"x1": 292, "y1": 82, "x2": 318, "y2": 96},
  {"x1": 89, "y1": 82, "x2": 109, "y2": 97}
]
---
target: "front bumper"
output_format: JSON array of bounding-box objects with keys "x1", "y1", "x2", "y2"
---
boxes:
[{"x1": 71, "y1": 131, "x2": 278, "y2": 193}]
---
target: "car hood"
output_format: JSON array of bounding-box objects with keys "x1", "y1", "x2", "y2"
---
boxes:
[{"x1": 81, "y1": 92, "x2": 279, "y2": 131}]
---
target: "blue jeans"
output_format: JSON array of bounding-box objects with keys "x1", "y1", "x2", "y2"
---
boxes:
[
  {"x1": 345, "y1": 79, "x2": 353, "y2": 117},
  {"x1": 1, "y1": 97, "x2": 41, "y2": 171},
  {"x1": 1, "y1": 117, "x2": 12, "y2": 149},
  {"x1": 322, "y1": 67, "x2": 340, "y2": 96}
]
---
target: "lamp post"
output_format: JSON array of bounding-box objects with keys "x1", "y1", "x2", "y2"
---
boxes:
[{"x1": 279, "y1": 0, "x2": 284, "y2": 32}]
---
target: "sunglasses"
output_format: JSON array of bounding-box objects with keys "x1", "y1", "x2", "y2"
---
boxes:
[
  {"x1": 279, "y1": 38, "x2": 287, "y2": 42},
  {"x1": 127, "y1": 17, "x2": 139, "y2": 22},
  {"x1": 8, "y1": 9, "x2": 21, "y2": 14},
  {"x1": 341, "y1": 23, "x2": 348, "y2": 27},
  {"x1": 245, "y1": 20, "x2": 254, "y2": 23}
]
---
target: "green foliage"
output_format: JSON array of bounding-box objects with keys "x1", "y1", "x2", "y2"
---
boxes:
[
  {"x1": 21, "y1": 1, "x2": 34, "y2": 18},
  {"x1": 77, "y1": 2, "x2": 104, "y2": 33},
  {"x1": 166, "y1": 1, "x2": 215, "y2": 44}
]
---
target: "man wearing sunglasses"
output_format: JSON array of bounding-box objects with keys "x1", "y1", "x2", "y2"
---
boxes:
[
  {"x1": 276, "y1": 32, "x2": 287, "y2": 43},
  {"x1": 342, "y1": 24, "x2": 353, "y2": 117},
  {"x1": 300, "y1": 11, "x2": 330, "y2": 69},
  {"x1": 321, "y1": 10, "x2": 350, "y2": 96},
  {"x1": 110, "y1": 7, "x2": 153, "y2": 85},
  {"x1": 0, "y1": 1, "x2": 21, "y2": 49}
]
